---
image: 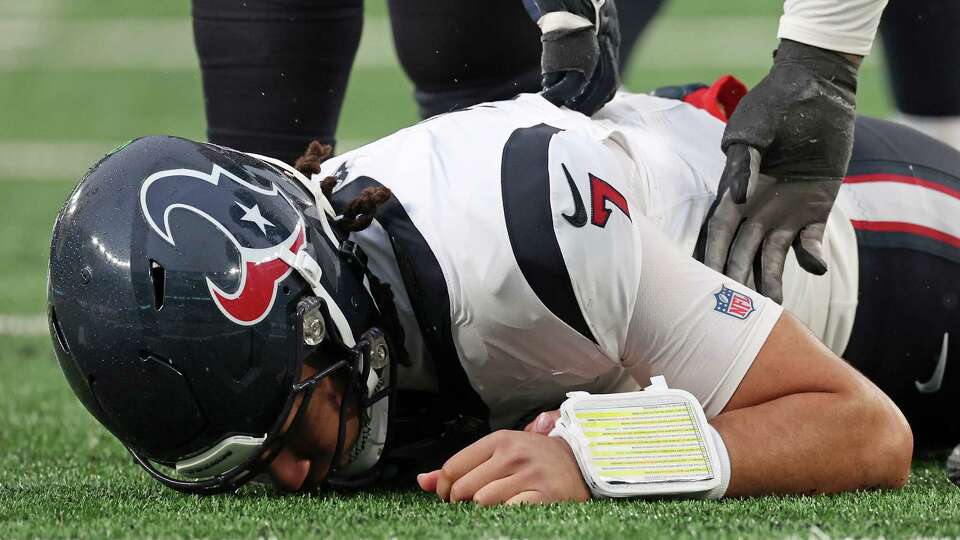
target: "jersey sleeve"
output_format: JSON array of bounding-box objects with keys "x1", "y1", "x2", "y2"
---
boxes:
[
  {"x1": 621, "y1": 218, "x2": 783, "y2": 417},
  {"x1": 778, "y1": 0, "x2": 888, "y2": 56},
  {"x1": 545, "y1": 128, "x2": 783, "y2": 417}
]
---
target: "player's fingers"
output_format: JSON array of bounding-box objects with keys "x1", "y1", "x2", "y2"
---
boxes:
[
  {"x1": 722, "y1": 144, "x2": 760, "y2": 205},
  {"x1": 541, "y1": 72, "x2": 586, "y2": 106},
  {"x1": 416, "y1": 470, "x2": 441, "y2": 493},
  {"x1": 701, "y1": 194, "x2": 742, "y2": 272},
  {"x1": 472, "y1": 473, "x2": 534, "y2": 507},
  {"x1": 542, "y1": 72, "x2": 563, "y2": 90},
  {"x1": 447, "y1": 454, "x2": 513, "y2": 503},
  {"x1": 567, "y1": 39, "x2": 616, "y2": 115},
  {"x1": 435, "y1": 472, "x2": 452, "y2": 501},
  {"x1": 758, "y1": 228, "x2": 794, "y2": 304},
  {"x1": 434, "y1": 432, "x2": 502, "y2": 500},
  {"x1": 725, "y1": 220, "x2": 766, "y2": 284},
  {"x1": 793, "y1": 223, "x2": 829, "y2": 275},
  {"x1": 702, "y1": 145, "x2": 755, "y2": 271},
  {"x1": 523, "y1": 411, "x2": 560, "y2": 435},
  {"x1": 506, "y1": 491, "x2": 547, "y2": 505}
]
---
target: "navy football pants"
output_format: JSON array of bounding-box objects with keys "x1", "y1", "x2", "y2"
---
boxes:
[
  {"x1": 843, "y1": 117, "x2": 960, "y2": 449},
  {"x1": 190, "y1": 0, "x2": 664, "y2": 161}
]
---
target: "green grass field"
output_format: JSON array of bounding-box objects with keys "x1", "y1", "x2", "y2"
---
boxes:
[{"x1": 1, "y1": 0, "x2": 958, "y2": 538}]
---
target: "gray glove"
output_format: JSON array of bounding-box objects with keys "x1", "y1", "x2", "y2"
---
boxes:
[
  {"x1": 695, "y1": 39, "x2": 858, "y2": 303},
  {"x1": 524, "y1": 0, "x2": 621, "y2": 115}
]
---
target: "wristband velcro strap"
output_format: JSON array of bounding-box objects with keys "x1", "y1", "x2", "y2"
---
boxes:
[{"x1": 549, "y1": 377, "x2": 722, "y2": 498}]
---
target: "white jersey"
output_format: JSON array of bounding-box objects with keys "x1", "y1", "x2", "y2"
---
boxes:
[{"x1": 317, "y1": 93, "x2": 856, "y2": 428}]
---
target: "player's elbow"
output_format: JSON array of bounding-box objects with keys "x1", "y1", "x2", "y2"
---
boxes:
[{"x1": 852, "y1": 385, "x2": 913, "y2": 490}]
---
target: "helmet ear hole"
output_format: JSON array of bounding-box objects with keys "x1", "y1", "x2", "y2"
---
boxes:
[
  {"x1": 149, "y1": 260, "x2": 165, "y2": 310},
  {"x1": 49, "y1": 307, "x2": 70, "y2": 353}
]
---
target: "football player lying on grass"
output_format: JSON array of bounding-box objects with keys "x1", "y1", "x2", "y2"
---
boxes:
[{"x1": 50, "y1": 79, "x2": 960, "y2": 503}]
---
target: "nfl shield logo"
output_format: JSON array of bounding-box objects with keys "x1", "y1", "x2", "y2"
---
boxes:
[{"x1": 714, "y1": 285, "x2": 755, "y2": 320}]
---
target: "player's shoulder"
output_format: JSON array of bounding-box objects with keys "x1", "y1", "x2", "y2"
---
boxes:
[
  {"x1": 594, "y1": 91, "x2": 726, "y2": 135},
  {"x1": 409, "y1": 93, "x2": 603, "y2": 141},
  {"x1": 319, "y1": 94, "x2": 606, "y2": 186},
  {"x1": 596, "y1": 91, "x2": 692, "y2": 116}
]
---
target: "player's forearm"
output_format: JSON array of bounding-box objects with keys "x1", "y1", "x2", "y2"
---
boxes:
[
  {"x1": 779, "y1": 0, "x2": 888, "y2": 56},
  {"x1": 711, "y1": 385, "x2": 911, "y2": 496}
]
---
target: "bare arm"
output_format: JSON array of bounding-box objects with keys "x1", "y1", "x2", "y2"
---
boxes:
[
  {"x1": 420, "y1": 310, "x2": 912, "y2": 503},
  {"x1": 519, "y1": 311, "x2": 913, "y2": 497},
  {"x1": 714, "y1": 311, "x2": 912, "y2": 496}
]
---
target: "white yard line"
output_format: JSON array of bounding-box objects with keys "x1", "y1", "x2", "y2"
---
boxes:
[
  {"x1": 0, "y1": 314, "x2": 48, "y2": 337},
  {"x1": 0, "y1": 0, "x2": 66, "y2": 18},
  {"x1": 0, "y1": 141, "x2": 116, "y2": 181},
  {"x1": 0, "y1": 19, "x2": 45, "y2": 53},
  {"x1": 0, "y1": 18, "x2": 197, "y2": 71},
  {"x1": 0, "y1": 0, "x2": 63, "y2": 69},
  {"x1": 0, "y1": 16, "x2": 396, "y2": 71}
]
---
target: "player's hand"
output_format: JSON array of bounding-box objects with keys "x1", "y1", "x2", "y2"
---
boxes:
[
  {"x1": 525, "y1": 0, "x2": 620, "y2": 115},
  {"x1": 416, "y1": 430, "x2": 590, "y2": 505},
  {"x1": 695, "y1": 39, "x2": 858, "y2": 303}
]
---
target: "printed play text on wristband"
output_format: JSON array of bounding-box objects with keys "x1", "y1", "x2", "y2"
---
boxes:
[{"x1": 574, "y1": 400, "x2": 713, "y2": 483}]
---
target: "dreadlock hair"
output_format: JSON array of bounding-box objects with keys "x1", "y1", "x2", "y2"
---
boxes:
[
  {"x1": 293, "y1": 140, "x2": 333, "y2": 176},
  {"x1": 293, "y1": 140, "x2": 393, "y2": 234}
]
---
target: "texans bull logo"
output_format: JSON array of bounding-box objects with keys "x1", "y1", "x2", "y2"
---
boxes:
[{"x1": 139, "y1": 164, "x2": 306, "y2": 326}]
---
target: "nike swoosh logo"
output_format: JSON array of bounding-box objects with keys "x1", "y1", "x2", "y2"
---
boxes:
[
  {"x1": 916, "y1": 332, "x2": 949, "y2": 394},
  {"x1": 561, "y1": 163, "x2": 587, "y2": 227}
]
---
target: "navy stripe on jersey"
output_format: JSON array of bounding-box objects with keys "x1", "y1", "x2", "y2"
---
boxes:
[
  {"x1": 846, "y1": 160, "x2": 960, "y2": 194},
  {"x1": 500, "y1": 124, "x2": 598, "y2": 344},
  {"x1": 852, "y1": 229, "x2": 960, "y2": 264},
  {"x1": 331, "y1": 178, "x2": 490, "y2": 422}
]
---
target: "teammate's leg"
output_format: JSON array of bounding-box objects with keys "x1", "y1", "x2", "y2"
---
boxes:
[
  {"x1": 841, "y1": 117, "x2": 960, "y2": 450},
  {"x1": 387, "y1": 0, "x2": 669, "y2": 119},
  {"x1": 192, "y1": 0, "x2": 362, "y2": 163},
  {"x1": 616, "y1": 0, "x2": 669, "y2": 73},
  {"x1": 387, "y1": 0, "x2": 542, "y2": 119},
  {"x1": 880, "y1": 0, "x2": 960, "y2": 149}
]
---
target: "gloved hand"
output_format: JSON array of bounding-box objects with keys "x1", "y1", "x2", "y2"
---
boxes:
[
  {"x1": 695, "y1": 39, "x2": 859, "y2": 303},
  {"x1": 524, "y1": 0, "x2": 620, "y2": 115}
]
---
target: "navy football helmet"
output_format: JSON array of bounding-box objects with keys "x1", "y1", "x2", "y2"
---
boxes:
[{"x1": 48, "y1": 136, "x2": 401, "y2": 493}]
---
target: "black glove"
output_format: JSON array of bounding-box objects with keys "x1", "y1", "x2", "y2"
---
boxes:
[
  {"x1": 524, "y1": 0, "x2": 621, "y2": 115},
  {"x1": 695, "y1": 39, "x2": 858, "y2": 303}
]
